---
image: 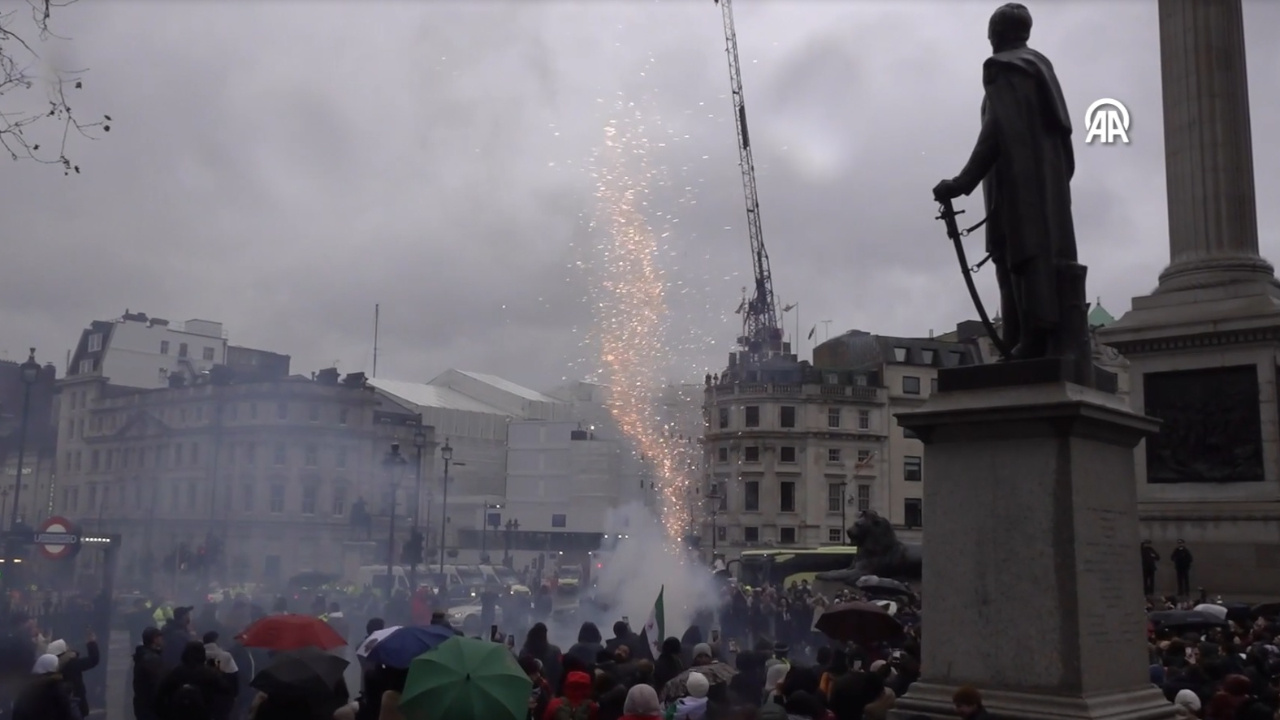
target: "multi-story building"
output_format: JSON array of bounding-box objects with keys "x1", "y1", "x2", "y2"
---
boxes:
[
  {"x1": 55, "y1": 364, "x2": 422, "y2": 588},
  {"x1": 812, "y1": 328, "x2": 983, "y2": 535},
  {"x1": 0, "y1": 352, "x2": 59, "y2": 527},
  {"x1": 66, "y1": 311, "x2": 240, "y2": 390},
  {"x1": 701, "y1": 350, "x2": 886, "y2": 553}
]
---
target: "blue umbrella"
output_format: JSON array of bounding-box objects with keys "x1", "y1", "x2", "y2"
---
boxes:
[{"x1": 367, "y1": 625, "x2": 459, "y2": 669}]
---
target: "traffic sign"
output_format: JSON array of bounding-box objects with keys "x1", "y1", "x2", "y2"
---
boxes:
[{"x1": 35, "y1": 516, "x2": 80, "y2": 560}]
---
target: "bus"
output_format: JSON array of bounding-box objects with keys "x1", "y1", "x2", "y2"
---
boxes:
[{"x1": 734, "y1": 546, "x2": 861, "y2": 589}]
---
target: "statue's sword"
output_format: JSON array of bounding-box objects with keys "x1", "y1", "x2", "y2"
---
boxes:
[{"x1": 936, "y1": 198, "x2": 1011, "y2": 358}]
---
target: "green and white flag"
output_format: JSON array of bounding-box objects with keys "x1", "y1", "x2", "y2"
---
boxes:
[{"x1": 641, "y1": 585, "x2": 665, "y2": 661}]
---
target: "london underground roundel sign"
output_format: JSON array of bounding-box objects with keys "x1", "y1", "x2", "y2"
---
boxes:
[{"x1": 35, "y1": 516, "x2": 80, "y2": 561}]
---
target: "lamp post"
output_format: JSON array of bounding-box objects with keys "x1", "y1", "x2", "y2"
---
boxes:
[
  {"x1": 838, "y1": 482, "x2": 849, "y2": 545},
  {"x1": 410, "y1": 422, "x2": 426, "y2": 593},
  {"x1": 383, "y1": 442, "x2": 408, "y2": 609},
  {"x1": 503, "y1": 518, "x2": 519, "y2": 567},
  {"x1": 705, "y1": 486, "x2": 723, "y2": 560},
  {"x1": 438, "y1": 439, "x2": 453, "y2": 574},
  {"x1": 8, "y1": 349, "x2": 39, "y2": 531}
]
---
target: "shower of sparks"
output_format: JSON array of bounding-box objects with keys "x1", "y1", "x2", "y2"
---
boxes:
[{"x1": 586, "y1": 98, "x2": 702, "y2": 547}]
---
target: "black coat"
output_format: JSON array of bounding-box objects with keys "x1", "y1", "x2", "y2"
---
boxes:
[
  {"x1": 652, "y1": 652, "x2": 684, "y2": 693},
  {"x1": 11, "y1": 673, "x2": 82, "y2": 720},
  {"x1": 58, "y1": 641, "x2": 100, "y2": 717},
  {"x1": 132, "y1": 645, "x2": 166, "y2": 720},
  {"x1": 155, "y1": 662, "x2": 233, "y2": 720}
]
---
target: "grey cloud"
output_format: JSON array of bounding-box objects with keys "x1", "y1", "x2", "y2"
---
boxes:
[{"x1": 1, "y1": 1, "x2": 1278, "y2": 381}]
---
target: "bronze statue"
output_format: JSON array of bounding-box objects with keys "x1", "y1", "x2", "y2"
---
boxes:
[
  {"x1": 933, "y1": 3, "x2": 1079, "y2": 362},
  {"x1": 816, "y1": 511, "x2": 921, "y2": 585}
]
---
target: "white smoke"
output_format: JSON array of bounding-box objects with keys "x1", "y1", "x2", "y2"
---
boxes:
[{"x1": 588, "y1": 502, "x2": 720, "y2": 638}]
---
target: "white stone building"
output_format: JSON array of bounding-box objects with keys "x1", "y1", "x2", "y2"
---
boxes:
[{"x1": 67, "y1": 311, "x2": 231, "y2": 390}]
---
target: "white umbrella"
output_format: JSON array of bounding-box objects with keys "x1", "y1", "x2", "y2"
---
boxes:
[
  {"x1": 356, "y1": 625, "x2": 402, "y2": 658},
  {"x1": 1193, "y1": 604, "x2": 1228, "y2": 620}
]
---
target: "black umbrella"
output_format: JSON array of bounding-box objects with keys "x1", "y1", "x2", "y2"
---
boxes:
[
  {"x1": 250, "y1": 646, "x2": 349, "y2": 701},
  {"x1": 855, "y1": 575, "x2": 914, "y2": 600},
  {"x1": 1252, "y1": 602, "x2": 1280, "y2": 620},
  {"x1": 815, "y1": 602, "x2": 905, "y2": 645},
  {"x1": 1148, "y1": 610, "x2": 1228, "y2": 632}
]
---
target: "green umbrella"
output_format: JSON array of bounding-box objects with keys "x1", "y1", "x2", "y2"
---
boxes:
[{"x1": 400, "y1": 636, "x2": 532, "y2": 720}]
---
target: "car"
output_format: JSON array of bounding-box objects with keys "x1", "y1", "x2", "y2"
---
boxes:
[{"x1": 446, "y1": 604, "x2": 504, "y2": 636}]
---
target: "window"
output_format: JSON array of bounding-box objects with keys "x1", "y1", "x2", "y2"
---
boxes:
[
  {"x1": 187, "y1": 483, "x2": 196, "y2": 511},
  {"x1": 828, "y1": 528, "x2": 844, "y2": 543},
  {"x1": 744, "y1": 526, "x2": 760, "y2": 543},
  {"x1": 823, "y1": 372, "x2": 839, "y2": 385},
  {"x1": 904, "y1": 455, "x2": 923, "y2": 482},
  {"x1": 87, "y1": 484, "x2": 97, "y2": 511},
  {"x1": 827, "y1": 448, "x2": 841, "y2": 463},
  {"x1": 744, "y1": 481, "x2": 760, "y2": 512},
  {"x1": 174, "y1": 443, "x2": 183, "y2": 466},
  {"x1": 780, "y1": 481, "x2": 796, "y2": 512},
  {"x1": 169, "y1": 483, "x2": 179, "y2": 513},
  {"x1": 90, "y1": 450, "x2": 100, "y2": 472},
  {"x1": 87, "y1": 333, "x2": 102, "y2": 352},
  {"x1": 855, "y1": 374, "x2": 868, "y2": 386},
  {"x1": 858, "y1": 410, "x2": 871, "y2": 431},
  {"x1": 160, "y1": 340, "x2": 170, "y2": 355},
  {"x1": 779, "y1": 527, "x2": 797, "y2": 544},
  {"x1": 78, "y1": 359, "x2": 94, "y2": 374},
  {"x1": 780, "y1": 446, "x2": 796, "y2": 463},
  {"x1": 243, "y1": 484, "x2": 255, "y2": 512},
  {"x1": 745, "y1": 406, "x2": 760, "y2": 427},
  {"x1": 247, "y1": 443, "x2": 257, "y2": 466},
  {"x1": 828, "y1": 408, "x2": 841, "y2": 428},
  {"x1": 178, "y1": 342, "x2": 189, "y2": 358},
  {"x1": 202, "y1": 346, "x2": 215, "y2": 361},
  {"x1": 304, "y1": 444, "x2": 318, "y2": 467},
  {"x1": 121, "y1": 448, "x2": 131, "y2": 469},
  {"x1": 716, "y1": 447, "x2": 728, "y2": 463},
  {"x1": 229, "y1": 404, "x2": 238, "y2": 421},
  {"x1": 270, "y1": 485, "x2": 285, "y2": 513},
  {"x1": 828, "y1": 483, "x2": 844, "y2": 512},
  {"x1": 227, "y1": 445, "x2": 236, "y2": 465},
  {"x1": 309, "y1": 405, "x2": 320, "y2": 422},
  {"x1": 714, "y1": 483, "x2": 728, "y2": 510},
  {"x1": 904, "y1": 498, "x2": 923, "y2": 528},
  {"x1": 276, "y1": 402, "x2": 288, "y2": 420},
  {"x1": 301, "y1": 486, "x2": 317, "y2": 515},
  {"x1": 718, "y1": 408, "x2": 729, "y2": 429},
  {"x1": 922, "y1": 349, "x2": 935, "y2": 364},
  {"x1": 336, "y1": 448, "x2": 348, "y2": 469},
  {"x1": 902, "y1": 376, "x2": 921, "y2": 395},
  {"x1": 717, "y1": 526, "x2": 727, "y2": 542},
  {"x1": 857, "y1": 449, "x2": 872, "y2": 464},
  {"x1": 250, "y1": 403, "x2": 258, "y2": 419},
  {"x1": 332, "y1": 486, "x2": 347, "y2": 516},
  {"x1": 190, "y1": 443, "x2": 199, "y2": 464},
  {"x1": 857, "y1": 485, "x2": 871, "y2": 512},
  {"x1": 780, "y1": 406, "x2": 796, "y2": 428},
  {"x1": 134, "y1": 483, "x2": 143, "y2": 510},
  {"x1": 893, "y1": 347, "x2": 908, "y2": 362},
  {"x1": 931, "y1": 377, "x2": 939, "y2": 394},
  {"x1": 339, "y1": 408, "x2": 349, "y2": 425},
  {"x1": 274, "y1": 443, "x2": 286, "y2": 466},
  {"x1": 744, "y1": 446, "x2": 760, "y2": 462},
  {"x1": 552, "y1": 514, "x2": 567, "y2": 528}
]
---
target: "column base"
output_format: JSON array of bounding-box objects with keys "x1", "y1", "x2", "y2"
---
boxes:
[
  {"x1": 889, "y1": 682, "x2": 1175, "y2": 720},
  {"x1": 1155, "y1": 254, "x2": 1277, "y2": 294}
]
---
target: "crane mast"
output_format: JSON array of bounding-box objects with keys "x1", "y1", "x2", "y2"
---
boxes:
[{"x1": 715, "y1": 0, "x2": 783, "y2": 356}]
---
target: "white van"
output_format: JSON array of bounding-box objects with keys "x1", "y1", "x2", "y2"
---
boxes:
[{"x1": 356, "y1": 565, "x2": 411, "y2": 595}]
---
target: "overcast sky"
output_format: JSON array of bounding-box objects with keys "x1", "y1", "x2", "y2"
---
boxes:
[{"x1": 1, "y1": 0, "x2": 1278, "y2": 391}]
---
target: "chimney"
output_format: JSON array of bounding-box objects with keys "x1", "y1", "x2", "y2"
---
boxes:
[{"x1": 316, "y1": 368, "x2": 340, "y2": 386}]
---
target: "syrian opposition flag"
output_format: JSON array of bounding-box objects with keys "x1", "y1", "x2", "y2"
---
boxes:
[{"x1": 641, "y1": 585, "x2": 665, "y2": 661}]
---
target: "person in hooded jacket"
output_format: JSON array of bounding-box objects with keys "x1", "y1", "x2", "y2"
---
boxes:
[
  {"x1": 619, "y1": 683, "x2": 662, "y2": 720},
  {"x1": 132, "y1": 627, "x2": 167, "y2": 720},
  {"x1": 11, "y1": 654, "x2": 81, "y2": 720},
  {"x1": 652, "y1": 637, "x2": 684, "y2": 693},
  {"x1": 155, "y1": 641, "x2": 234, "y2": 720},
  {"x1": 594, "y1": 672, "x2": 628, "y2": 720},
  {"x1": 567, "y1": 622, "x2": 605, "y2": 670},
  {"x1": 542, "y1": 670, "x2": 597, "y2": 720},
  {"x1": 160, "y1": 607, "x2": 196, "y2": 671},
  {"x1": 47, "y1": 632, "x2": 99, "y2": 718},
  {"x1": 522, "y1": 623, "x2": 564, "y2": 694}
]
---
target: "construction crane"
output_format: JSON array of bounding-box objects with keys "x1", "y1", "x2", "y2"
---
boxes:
[{"x1": 715, "y1": 0, "x2": 784, "y2": 357}]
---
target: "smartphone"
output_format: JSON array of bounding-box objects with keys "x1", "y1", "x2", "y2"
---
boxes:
[
  {"x1": 506, "y1": 635, "x2": 515, "y2": 649},
  {"x1": 490, "y1": 625, "x2": 499, "y2": 641},
  {"x1": 621, "y1": 616, "x2": 629, "y2": 625},
  {"x1": 710, "y1": 629, "x2": 720, "y2": 643}
]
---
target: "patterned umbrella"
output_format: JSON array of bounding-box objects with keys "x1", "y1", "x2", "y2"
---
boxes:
[{"x1": 660, "y1": 662, "x2": 737, "y2": 702}]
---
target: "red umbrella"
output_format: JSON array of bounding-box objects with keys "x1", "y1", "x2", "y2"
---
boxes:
[
  {"x1": 815, "y1": 601, "x2": 904, "y2": 645},
  {"x1": 237, "y1": 614, "x2": 347, "y2": 651}
]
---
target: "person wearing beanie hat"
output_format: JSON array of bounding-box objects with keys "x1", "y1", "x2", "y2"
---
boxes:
[
  {"x1": 674, "y1": 671, "x2": 710, "y2": 719},
  {"x1": 691, "y1": 643, "x2": 713, "y2": 666},
  {"x1": 11, "y1": 654, "x2": 80, "y2": 720}
]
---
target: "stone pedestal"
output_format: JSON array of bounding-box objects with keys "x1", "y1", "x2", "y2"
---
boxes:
[
  {"x1": 1095, "y1": 0, "x2": 1280, "y2": 597},
  {"x1": 890, "y1": 383, "x2": 1172, "y2": 720}
]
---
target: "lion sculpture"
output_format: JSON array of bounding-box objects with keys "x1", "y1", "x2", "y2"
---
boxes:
[{"x1": 816, "y1": 510, "x2": 922, "y2": 585}]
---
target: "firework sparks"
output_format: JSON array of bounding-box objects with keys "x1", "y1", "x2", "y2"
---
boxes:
[{"x1": 587, "y1": 100, "x2": 701, "y2": 546}]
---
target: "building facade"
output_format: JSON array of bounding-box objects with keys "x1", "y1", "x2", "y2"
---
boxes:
[
  {"x1": 0, "y1": 354, "x2": 59, "y2": 528},
  {"x1": 67, "y1": 311, "x2": 238, "y2": 390},
  {"x1": 55, "y1": 368, "x2": 421, "y2": 589}
]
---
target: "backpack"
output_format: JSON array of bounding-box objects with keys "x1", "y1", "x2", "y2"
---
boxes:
[
  {"x1": 552, "y1": 699, "x2": 595, "y2": 720},
  {"x1": 170, "y1": 682, "x2": 210, "y2": 720}
]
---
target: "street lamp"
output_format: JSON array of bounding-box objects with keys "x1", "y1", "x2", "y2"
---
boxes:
[
  {"x1": 503, "y1": 518, "x2": 520, "y2": 567},
  {"x1": 481, "y1": 503, "x2": 502, "y2": 563},
  {"x1": 437, "y1": 440, "x2": 465, "y2": 574},
  {"x1": 837, "y1": 482, "x2": 849, "y2": 545},
  {"x1": 409, "y1": 422, "x2": 426, "y2": 592},
  {"x1": 705, "y1": 486, "x2": 723, "y2": 560},
  {"x1": 382, "y1": 442, "x2": 408, "y2": 607}
]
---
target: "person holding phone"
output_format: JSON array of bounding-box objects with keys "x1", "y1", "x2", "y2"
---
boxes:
[{"x1": 519, "y1": 656, "x2": 550, "y2": 720}]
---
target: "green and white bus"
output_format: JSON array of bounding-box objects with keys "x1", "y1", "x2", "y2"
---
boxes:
[{"x1": 734, "y1": 546, "x2": 861, "y2": 589}]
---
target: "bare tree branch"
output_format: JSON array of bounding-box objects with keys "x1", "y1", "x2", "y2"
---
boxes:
[{"x1": 0, "y1": 0, "x2": 109, "y2": 174}]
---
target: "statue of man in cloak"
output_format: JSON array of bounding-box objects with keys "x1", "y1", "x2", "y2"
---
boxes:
[{"x1": 933, "y1": 3, "x2": 1078, "y2": 361}]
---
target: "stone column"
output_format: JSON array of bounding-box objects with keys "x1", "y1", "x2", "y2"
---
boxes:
[{"x1": 1156, "y1": 0, "x2": 1274, "y2": 292}]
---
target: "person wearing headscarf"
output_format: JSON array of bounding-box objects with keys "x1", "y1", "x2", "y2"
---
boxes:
[
  {"x1": 672, "y1": 671, "x2": 710, "y2": 720},
  {"x1": 567, "y1": 622, "x2": 605, "y2": 670},
  {"x1": 652, "y1": 637, "x2": 684, "y2": 692},
  {"x1": 620, "y1": 683, "x2": 662, "y2": 720},
  {"x1": 763, "y1": 663, "x2": 789, "y2": 706},
  {"x1": 1173, "y1": 688, "x2": 1201, "y2": 720},
  {"x1": 521, "y1": 623, "x2": 564, "y2": 694},
  {"x1": 11, "y1": 654, "x2": 82, "y2": 720}
]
